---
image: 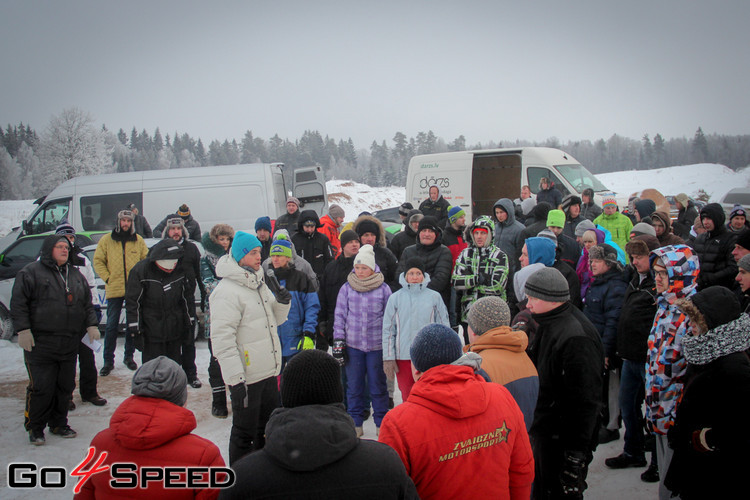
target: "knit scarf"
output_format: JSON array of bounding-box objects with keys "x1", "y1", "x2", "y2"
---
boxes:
[
  {"x1": 347, "y1": 271, "x2": 384, "y2": 292},
  {"x1": 682, "y1": 313, "x2": 750, "y2": 365}
]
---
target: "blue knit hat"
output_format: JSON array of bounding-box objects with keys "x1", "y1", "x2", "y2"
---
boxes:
[
  {"x1": 270, "y1": 239, "x2": 293, "y2": 258},
  {"x1": 448, "y1": 206, "x2": 466, "y2": 224},
  {"x1": 231, "y1": 231, "x2": 261, "y2": 263},
  {"x1": 255, "y1": 216, "x2": 272, "y2": 233},
  {"x1": 410, "y1": 323, "x2": 463, "y2": 373}
]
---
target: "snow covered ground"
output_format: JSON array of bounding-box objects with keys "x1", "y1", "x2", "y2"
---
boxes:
[{"x1": 4, "y1": 163, "x2": 750, "y2": 497}]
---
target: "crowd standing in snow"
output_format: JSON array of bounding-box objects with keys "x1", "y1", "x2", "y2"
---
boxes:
[{"x1": 9, "y1": 181, "x2": 750, "y2": 499}]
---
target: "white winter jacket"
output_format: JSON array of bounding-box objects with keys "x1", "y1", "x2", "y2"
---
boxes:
[{"x1": 209, "y1": 255, "x2": 290, "y2": 386}]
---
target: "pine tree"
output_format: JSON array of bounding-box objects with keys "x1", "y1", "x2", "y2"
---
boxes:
[
  {"x1": 691, "y1": 127, "x2": 709, "y2": 163},
  {"x1": 117, "y1": 128, "x2": 128, "y2": 145},
  {"x1": 153, "y1": 128, "x2": 163, "y2": 150}
]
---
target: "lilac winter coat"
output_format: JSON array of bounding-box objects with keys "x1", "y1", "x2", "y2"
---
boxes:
[{"x1": 333, "y1": 269, "x2": 392, "y2": 352}]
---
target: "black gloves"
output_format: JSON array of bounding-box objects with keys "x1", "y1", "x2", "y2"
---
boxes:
[
  {"x1": 560, "y1": 451, "x2": 588, "y2": 497},
  {"x1": 129, "y1": 326, "x2": 144, "y2": 352},
  {"x1": 265, "y1": 269, "x2": 292, "y2": 305},
  {"x1": 230, "y1": 383, "x2": 248, "y2": 409},
  {"x1": 333, "y1": 340, "x2": 346, "y2": 366},
  {"x1": 477, "y1": 273, "x2": 490, "y2": 286}
]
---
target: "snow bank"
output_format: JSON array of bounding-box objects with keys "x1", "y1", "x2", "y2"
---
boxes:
[
  {"x1": 0, "y1": 200, "x2": 35, "y2": 237},
  {"x1": 597, "y1": 163, "x2": 750, "y2": 202}
]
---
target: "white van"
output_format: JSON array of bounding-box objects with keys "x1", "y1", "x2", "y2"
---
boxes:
[
  {"x1": 405, "y1": 147, "x2": 614, "y2": 219},
  {"x1": 16, "y1": 164, "x2": 327, "y2": 238}
]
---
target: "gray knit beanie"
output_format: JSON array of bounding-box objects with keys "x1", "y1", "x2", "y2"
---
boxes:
[
  {"x1": 524, "y1": 267, "x2": 570, "y2": 303},
  {"x1": 575, "y1": 219, "x2": 596, "y2": 238},
  {"x1": 329, "y1": 204, "x2": 345, "y2": 219},
  {"x1": 410, "y1": 323, "x2": 463, "y2": 373},
  {"x1": 131, "y1": 356, "x2": 188, "y2": 407},
  {"x1": 467, "y1": 296, "x2": 511, "y2": 335},
  {"x1": 631, "y1": 222, "x2": 657, "y2": 238},
  {"x1": 739, "y1": 254, "x2": 750, "y2": 273},
  {"x1": 537, "y1": 229, "x2": 558, "y2": 247}
]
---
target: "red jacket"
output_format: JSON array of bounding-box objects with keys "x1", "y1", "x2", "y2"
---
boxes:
[
  {"x1": 318, "y1": 214, "x2": 342, "y2": 257},
  {"x1": 75, "y1": 396, "x2": 225, "y2": 500},
  {"x1": 378, "y1": 365, "x2": 534, "y2": 500}
]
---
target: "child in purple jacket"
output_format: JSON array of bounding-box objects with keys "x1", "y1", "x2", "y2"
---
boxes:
[{"x1": 333, "y1": 244, "x2": 392, "y2": 436}]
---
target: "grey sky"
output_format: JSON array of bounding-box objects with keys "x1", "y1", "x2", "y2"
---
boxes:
[{"x1": 1, "y1": 0, "x2": 748, "y2": 148}]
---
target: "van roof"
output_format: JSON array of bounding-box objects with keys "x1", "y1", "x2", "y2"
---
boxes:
[
  {"x1": 50, "y1": 163, "x2": 283, "y2": 194},
  {"x1": 411, "y1": 147, "x2": 580, "y2": 165}
]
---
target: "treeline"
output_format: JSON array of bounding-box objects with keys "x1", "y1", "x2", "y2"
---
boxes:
[{"x1": 1, "y1": 107, "x2": 749, "y2": 201}]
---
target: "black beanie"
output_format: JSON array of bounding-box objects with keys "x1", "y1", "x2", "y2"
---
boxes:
[
  {"x1": 356, "y1": 219, "x2": 381, "y2": 239},
  {"x1": 418, "y1": 216, "x2": 441, "y2": 234},
  {"x1": 281, "y1": 350, "x2": 343, "y2": 408},
  {"x1": 404, "y1": 257, "x2": 426, "y2": 274},
  {"x1": 340, "y1": 229, "x2": 360, "y2": 248},
  {"x1": 690, "y1": 286, "x2": 741, "y2": 331},
  {"x1": 736, "y1": 229, "x2": 750, "y2": 251}
]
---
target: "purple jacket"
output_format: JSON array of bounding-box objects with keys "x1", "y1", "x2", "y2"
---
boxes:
[{"x1": 333, "y1": 277, "x2": 392, "y2": 352}]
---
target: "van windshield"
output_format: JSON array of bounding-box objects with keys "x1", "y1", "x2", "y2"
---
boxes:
[{"x1": 555, "y1": 164, "x2": 609, "y2": 193}]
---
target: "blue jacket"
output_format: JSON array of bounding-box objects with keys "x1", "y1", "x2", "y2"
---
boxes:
[
  {"x1": 382, "y1": 273, "x2": 450, "y2": 361},
  {"x1": 583, "y1": 268, "x2": 628, "y2": 358},
  {"x1": 274, "y1": 265, "x2": 320, "y2": 357}
]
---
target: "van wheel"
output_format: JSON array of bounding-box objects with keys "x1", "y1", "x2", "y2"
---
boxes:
[{"x1": 0, "y1": 306, "x2": 14, "y2": 340}]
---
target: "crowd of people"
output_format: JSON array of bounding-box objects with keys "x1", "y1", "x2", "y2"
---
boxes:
[{"x1": 10, "y1": 179, "x2": 750, "y2": 499}]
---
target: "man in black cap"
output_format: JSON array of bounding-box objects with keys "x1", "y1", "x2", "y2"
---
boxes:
[
  {"x1": 396, "y1": 216, "x2": 454, "y2": 308},
  {"x1": 524, "y1": 266, "x2": 604, "y2": 499},
  {"x1": 12, "y1": 235, "x2": 99, "y2": 445},
  {"x1": 398, "y1": 202, "x2": 413, "y2": 226},
  {"x1": 388, "y1": 209, "x2": 422, "y2": 260},
  {"x1": 225, "y1": 350, "x2": 418, "y2": 499},
  {"x1": 291, "y1": 210, "x2": 334, "y2": 283}
]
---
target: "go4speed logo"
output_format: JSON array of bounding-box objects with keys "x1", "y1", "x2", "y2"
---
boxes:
[{"x1": 7, "y1": 447, "x2": 235, "y2": 493}]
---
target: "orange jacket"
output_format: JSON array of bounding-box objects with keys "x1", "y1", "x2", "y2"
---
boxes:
[{"x1": 318, "y1": 214, "x2": 341, "y2": 257}]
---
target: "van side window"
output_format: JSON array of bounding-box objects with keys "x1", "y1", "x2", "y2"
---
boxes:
[
  {"x1": 527, "y1": 168, "x2": 570, "y2": 198},
  {"x1": 27, "y1": 199, "x2": 71, "y2": 235},
  {"x1": 81, "y1": 193, "x2": 143, "y2": 231}
]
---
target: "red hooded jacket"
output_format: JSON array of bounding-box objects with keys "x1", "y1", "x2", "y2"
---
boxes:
[
  {"x1": 75, "y1": 396, "x2": 225, "y2": 499},
  {"x1": 318, "y1": 214, "x2": 342, "y2": 257},
  {"x1": 378, "y1": 365, "x2": 534, "y2": 500}
]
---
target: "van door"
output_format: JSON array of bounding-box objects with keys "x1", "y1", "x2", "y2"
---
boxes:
[
  {"x1": 471, "y1": 152, "x2": 522, "y2": 219},
  {"x1": 292, "y1": 166, "x2": 328, "y2": 216},
  {"x1": 22, "y1": 198, "x2": 72, "y2": 235}
]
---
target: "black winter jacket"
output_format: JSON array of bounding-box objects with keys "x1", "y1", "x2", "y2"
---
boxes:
[
  {"x1": 536, "y1": 187, "x2": 562, "y2": 208},
  {"x1": 693, "y1": 207, "x2": 738, "y2": 290},
  {"x1": 274, "y1": 210, "x2": 301, "y2": 238},
  {"x1": 673, "y1": 202, "x2": 698, "y2": 240},
  {"x1": 318, "y1": 254, "x2": 356, "y2": 342},
  {"x1": 418, "y1": 196, "x2": 450, "y2": 227},
  {"x1": 388, "y1": 225, "x2": 418, "y2": 260},
  {"x1": 396, "y1": 240, "x2": 454, "y2": 307},
  {"x1": 583, "y1": 268, "x2": 628, "y2": 359},
  {"x1": 528, "y1": 303, "x2": 604, "y2": 454},
  {"x1": 665, "y1": 351, "x2": 750, "y2": 499},
  {"x1": 11, "y1": 235, "x2": 97, "y2": 337},
  {"x1": 616, "y1": 269, "x2": 658, "y2": 363},
  {"x1": 126, "y1": 240, "x2": 193, "y2": 343},
  {"x1": 133, "y1": 213, "x2": 153, "y2": 238},
  {"x1": 223, "y1": 404, "x2": 418, "y2": 499},
  {"x1": 554, "y1": 260, "x2": 583, "y2": 310},
  {"x1": 292, "y1": 222, "x2": 334, "y2": 281}
]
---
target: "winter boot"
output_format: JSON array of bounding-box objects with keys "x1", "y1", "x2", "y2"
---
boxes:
[{"x1": 212, "y1": 392, "x2": 228, "y2": 419}]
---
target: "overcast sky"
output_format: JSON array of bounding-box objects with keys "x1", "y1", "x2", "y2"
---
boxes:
[{"x1": 1, "y1": 0, "x2": 748, "y2": 149}]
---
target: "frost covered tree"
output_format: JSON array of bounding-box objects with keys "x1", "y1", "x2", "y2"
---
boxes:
[
  {"x1": 0, "y1": 146, "x2": 23, "y2": 199},
  {"x1": 38, "y1": 108, "x2": 113, "y2": 194}
]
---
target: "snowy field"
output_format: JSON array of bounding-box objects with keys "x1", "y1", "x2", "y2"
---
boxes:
[{"x1": 4, "y1": 164, "x2": 750, "y2": 497}]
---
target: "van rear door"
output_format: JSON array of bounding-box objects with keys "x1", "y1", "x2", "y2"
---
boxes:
[
  {"x1": 471, "y1": 152, "x2": 522, "y2": 219},
  {"x1": 293, "y1": 166, "x2": 328, "y2": 215}
]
